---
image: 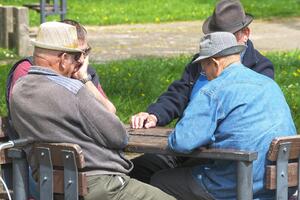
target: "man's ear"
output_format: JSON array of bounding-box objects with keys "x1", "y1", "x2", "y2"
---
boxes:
[
  {"x1": 242, "y1": 27, "x2": 250, "y2": 43},
  {"x1": 59, "y1": 53, "x2": 68, "y2": 70},
  {"x1": 211, "y1": 57, "x2": 219, "y2": 68},
  {"x1": 212, "y1": 57, "x2": 224, "y2": 77}
]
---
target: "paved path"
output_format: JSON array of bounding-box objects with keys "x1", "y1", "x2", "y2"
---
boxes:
[{"x1": 30, "y1": 17, "x2": 300, "y2": 63}]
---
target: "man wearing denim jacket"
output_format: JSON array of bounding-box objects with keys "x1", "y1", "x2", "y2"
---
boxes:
[
  {"x1": 130, "y1": 0, "x2": 275, "y2": 183},
  {"x1": 150, "y1": 31, "x2": 296, "y2": 200}
]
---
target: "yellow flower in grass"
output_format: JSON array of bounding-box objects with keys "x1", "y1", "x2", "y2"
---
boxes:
[{"x1": 141, "y1": 93, "x2": 145, "y2": 97}]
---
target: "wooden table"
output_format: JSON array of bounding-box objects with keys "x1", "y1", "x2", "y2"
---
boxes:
[{"x1": 125, "y1": 127, "x2": 258, "y2": 200}]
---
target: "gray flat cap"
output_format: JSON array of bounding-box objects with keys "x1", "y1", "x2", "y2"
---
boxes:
[{"x1": 193, "y1": 32, "x2": 246, "y2": 63}]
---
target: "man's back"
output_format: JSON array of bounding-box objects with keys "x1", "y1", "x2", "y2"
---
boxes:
[{"x1": 179, "y1": 63, "x2": 296, "y2": 199}]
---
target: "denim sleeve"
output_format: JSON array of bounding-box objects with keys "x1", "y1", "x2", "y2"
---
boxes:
[{"x1": 168, "y1": 91, "x2": 221, "y2": 153}]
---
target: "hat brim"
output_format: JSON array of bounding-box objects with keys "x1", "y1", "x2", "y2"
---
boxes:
[
  {"x1": 192, "y1": 44, "x2": 246, "y2": 64},
  {"x1": 202, "y1": 13, "x2": 253, "y2": 34},
  {"x1": 31, "y1": 39, "x2": 83, "y2": 53}
]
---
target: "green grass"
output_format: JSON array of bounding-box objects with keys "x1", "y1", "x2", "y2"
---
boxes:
[
  {"x1": 0, "y1": 48, "x2": 18, "y2": 61},
  {"x1": 1, "y1": 0, "x2": 300, "y2": 26},
  {"x1": 1, "y1": 51, "x2": 300, "y2": 132}
]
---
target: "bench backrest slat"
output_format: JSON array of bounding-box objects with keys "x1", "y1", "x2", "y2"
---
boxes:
[
  {"x1": 266, "y1": 135, "x2": 300, "y2": 200},
  {"x1": 0, "y1": 117, "x2": 11, "y2": 164},
  {"x1": 0, "y1": 117, "x2": 9, "y2": 139},
  {"x1": 34, "y1": 143, "x2": 86, "y2": 169},
  {"x1": 53, "y1": 170, "x2": 88, "y2": 196},
  {"x1": 267, "y1": 136, "x2": 300, "y2": 161},
  {"x1": 266, "y1": 162, "x2": 298, "y2": 189}
]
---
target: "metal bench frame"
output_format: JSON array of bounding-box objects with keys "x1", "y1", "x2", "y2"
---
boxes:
[{"x1": 24, "y1": 0, "x2": 67, "y2": 23}]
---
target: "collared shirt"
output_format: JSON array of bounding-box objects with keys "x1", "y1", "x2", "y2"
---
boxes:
[{"x1": 168, "y1": 63, "x2": 296, "y2": 199}]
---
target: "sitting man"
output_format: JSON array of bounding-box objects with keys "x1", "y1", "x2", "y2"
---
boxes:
[
  {"x1": 150, "y1": 32, "x2": 296, "y2": 200},
  {"x1": 5, "y1": 19, "x2": 116, "y2": 199},
  {"x1": 130, "y1": 0, "x2": 275, "y2": 184},
  {"x1": 9, "y1": 22, "x2": 176, "y2": 200},
  {"x1": 6, "y1": 19, "x2": 115, "y2": 118}
]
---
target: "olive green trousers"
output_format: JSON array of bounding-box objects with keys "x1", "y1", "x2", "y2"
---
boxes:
[{"x1": 84, "y1": 174, "x2": 176, "y2": 200}]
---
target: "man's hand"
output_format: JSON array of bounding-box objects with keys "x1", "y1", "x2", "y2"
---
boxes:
[
  {"x1": 72, "y1": 55, "x2": 89, "y2": 80},
  {"x1": 130, "y1": 112, "x2": 158, "y2": 129}
]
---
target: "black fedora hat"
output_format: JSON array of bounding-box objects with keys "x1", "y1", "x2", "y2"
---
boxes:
[{"x1": 202, "y1": 0, "x2": 253, "y2": 34}]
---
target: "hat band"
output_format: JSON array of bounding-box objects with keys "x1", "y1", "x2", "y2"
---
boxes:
[{"x1": 210, "y1": 19, "x2": 247, "y2": 31}]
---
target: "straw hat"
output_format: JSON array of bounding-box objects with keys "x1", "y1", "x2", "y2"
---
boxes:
[
  {"x1": 32, "y1": 22, "x2": 83, "y2": 53},
  {"x1": 193, "y1": 32, "x2": 246, "y2": 63}
]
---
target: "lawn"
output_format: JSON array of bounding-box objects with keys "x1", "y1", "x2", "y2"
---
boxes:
[
  {"x1": 1, "y1": 51, "x2": 300, "y2": 132},
  {"x1": 0, "y1": 0, "x2": 300, "y2": 26}
]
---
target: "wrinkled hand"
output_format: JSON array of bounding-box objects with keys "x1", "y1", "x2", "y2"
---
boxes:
[
  {"x1": 130, "y1": 112, "x2": 158, "y2": 129},
  {"x1": 72, "y1": 55, "x2": 89, "y2": 80}
]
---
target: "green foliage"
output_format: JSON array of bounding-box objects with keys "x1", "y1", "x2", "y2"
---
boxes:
[
  {"x1": 0, "y1": 51, "x2": 299, "y2": 132},
  {"x1": 94, "y1": 56, "x2": 189, "y2": 124},
  {"x1": 0, "y1": 48, "x2": 18, "y2": 60},
  {"x1": 1, "y1": 0, "x2": 300, "y2": 26},
  {"x1": 267, "y1": 51, "x2": 300, "y2": 132},
  {"x1": 0, "y1": 64, "x2": 11, "y2": 116}
]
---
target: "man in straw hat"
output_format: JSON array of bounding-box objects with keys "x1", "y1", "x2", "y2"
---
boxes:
[
  {"x1": 9, "y1": 22, "x2": 176, "y2": 200},
  {"x1": 7, "y1": 19, "x2": 116, "y2": 116},
  {"x1": 130, "y1": 0, "x2": 274, "y2": 184},
  {"x1": 149, "y1": 31, "x2": 296, "y2": 200}
]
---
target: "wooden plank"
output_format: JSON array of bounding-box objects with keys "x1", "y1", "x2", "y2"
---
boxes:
[
  {"x1": 34, "y1": 143, "x2": 86, "y2": 169},
  {"x1": 0, "y1": 151, "x2": 11, "y2": 165},
  {"x1": 0, "y1": 6, "x2": 13, "y2": 48},
  {"x1": 0, "y1": 117, "x2": 9, "y2": 139},
  {"x1": 12, "y1": 7, "x2": 29, "y2": 57},
  {"x1": 0, "y1": 187, "x2": 13, "y2": 199},
  {"x1": 126, "y1": 134, "x2": 257, "y2": 162},
  {"x1": 53, "y1": 170, "x2": 88, "y2": 196},
  {"x1": 23, "y1": 3, "x2": 54, "y2": 12},
  {"x1": 267, "y1": 136, "x2": 300, "y2": 161},
  {"x1": 266, "y1": 162, "x2": 298, "y2": 189},
  {"x1": 0, "y1": 117, "x2": 11, "y2": 164},
  {"x1": 126, "y1": 126, "x2": 172, "y2": 137}
]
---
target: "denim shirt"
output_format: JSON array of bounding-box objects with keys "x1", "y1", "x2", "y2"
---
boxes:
[{"x1": 168, "y1": 63, "x2": 296, "y2": 199}]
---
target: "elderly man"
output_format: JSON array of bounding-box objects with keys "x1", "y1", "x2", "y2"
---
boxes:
[
  {"x1": 7, "y1": 19, "x2": 115, "y2": 116},
  {"x1": 130, "y1": 0, "x2": 275, "y2": 183},
  {"x1": 9, "y1": 22, "x2": 176, "y2": 200},
  {"x1": 150, "y1": 31, "x2": 296, "y2": 200}
]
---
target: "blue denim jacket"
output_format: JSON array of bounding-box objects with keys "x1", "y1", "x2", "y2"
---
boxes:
[{"x1": 168, "y1": 63, "x2": 296, "y2": 199}]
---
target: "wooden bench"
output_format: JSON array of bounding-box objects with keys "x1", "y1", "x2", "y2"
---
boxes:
[
  {"x1": 23, "y1": 0, "x2": 66, "y2": 23},
  {"x1": 0, "y1": 117, "x2": 88, "y2": 200},
  {"x1": 266, "y1": 136, "x2": 300, "y2": 199},
  {"x1": 33, "y1": 143, "x2": 88, "y2": 200}
]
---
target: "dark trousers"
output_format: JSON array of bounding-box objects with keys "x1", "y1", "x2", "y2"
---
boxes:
[
  {"x1": 129, "y1": 153, "x2": 209, "y2": 184},
  {"x1": 129, "y1": 154, "x2": 183, "y2": 183}
]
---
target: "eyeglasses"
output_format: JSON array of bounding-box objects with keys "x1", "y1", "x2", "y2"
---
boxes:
[
  {"x1": 70, "y1": 52, "x2": 83, "y2": 62},
  {"x1": 59, "y1": 52, "x2": 83, "y2": 62},
  {"x1": 82, "y1": 45, "x2": 92, "y2": 58}
]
